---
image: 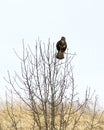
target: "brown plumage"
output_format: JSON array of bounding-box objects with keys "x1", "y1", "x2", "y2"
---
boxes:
[{"x1": 56, "y1": 37, "x2": 67, "y2": 59}]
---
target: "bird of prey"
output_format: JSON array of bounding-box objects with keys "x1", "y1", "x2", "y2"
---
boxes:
[{"x1": 56, "y1": 36, "x2": 67, "y2": 59}]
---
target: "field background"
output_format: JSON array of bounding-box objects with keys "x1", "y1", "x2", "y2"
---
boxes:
[{"x1": 0, "y1": 100, "x2": 104, "y2": 130}]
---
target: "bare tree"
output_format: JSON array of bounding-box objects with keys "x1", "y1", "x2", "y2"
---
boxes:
[
  {"x1": 5, "y1": 91, "x2": 21, "y2": 130},
  {"x1": 5, "y1": 39, "x2": 97, "y2": 130}
]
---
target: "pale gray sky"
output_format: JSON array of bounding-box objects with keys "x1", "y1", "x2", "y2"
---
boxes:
[{"x1": 0, "y1": 0, "x2": 104, "y2": 106}]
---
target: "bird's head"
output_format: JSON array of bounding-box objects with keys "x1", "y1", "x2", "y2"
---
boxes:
[
  {"x1": 61, "y1": 36, "x2": 66, "y2": 41},
  {"x1": 61, "y1": 36, "x2": 65, "y2": 42},
  {"x1": 61, "y1": 36, "x2": 66, "y2": 44}
]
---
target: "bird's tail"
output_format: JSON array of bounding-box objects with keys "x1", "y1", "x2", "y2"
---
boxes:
[{"x1": 56, "y1": 51, "x2": 64, "y2": 59}]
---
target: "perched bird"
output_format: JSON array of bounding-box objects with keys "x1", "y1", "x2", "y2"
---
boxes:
[{"x1": 56, "y1": 36, "x2": 67, "y2": 59}]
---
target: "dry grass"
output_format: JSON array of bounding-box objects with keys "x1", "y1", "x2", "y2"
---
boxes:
[{"x1": 0, "y1": 102, "x2": 104, "y2": 130}]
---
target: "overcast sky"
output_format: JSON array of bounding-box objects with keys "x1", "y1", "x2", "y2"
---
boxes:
[{"x1": 0, "y1": 0, "x2": 104, "y2": 106}]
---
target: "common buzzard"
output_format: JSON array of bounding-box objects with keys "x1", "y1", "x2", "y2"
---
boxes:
[{"x1": 56, "y1": 37, "x2": 67, "y2": 59}]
